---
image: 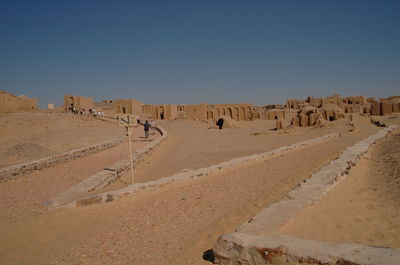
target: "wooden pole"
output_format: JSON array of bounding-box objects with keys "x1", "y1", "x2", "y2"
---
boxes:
[{"x1": 127, "y1": 126, "x2": 134, "y2": 184}]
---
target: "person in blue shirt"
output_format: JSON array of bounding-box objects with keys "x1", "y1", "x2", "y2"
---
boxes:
[{"x1": 144, "y1": 120, "x2": 151, "y2": 138}]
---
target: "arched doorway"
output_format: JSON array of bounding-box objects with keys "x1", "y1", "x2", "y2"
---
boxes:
[
  {"x1": 245, "y1": 106, "x2": 252, "y2": 120},
  {"x1": 239, "y1": 106, "x2": 245, "y2": 121},
  {"x1": 227, "y1": 108, "x2": 233, "y2": 119},
  {"x1": 159, "y1": 106, "x2": 165, "y2": 120},
  {"x1": 232, "y1": 107, "x2": 239, "y2": 120}
]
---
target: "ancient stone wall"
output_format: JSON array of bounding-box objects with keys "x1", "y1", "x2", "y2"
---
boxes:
[
  {"x1": 0, "y1": 91, "x2": 38, "y2": 113},
  {"x1": 380, "y1": 97, "x2": 400, "y2": 115},
  {"x1": 64, "y1": 94, "x2": 94, "y2": 111},
  {"x1": 285, "y1": 99, "x2": 306, "y2": 110},
  {"x1": 287, "y1": 95, "x2": 368, "y2": 114},
  {"x1": 115, "y1": 99, "x2": 143, "y2": 114},
  {"x1": 141, "y1": 104, "x2": 178, "y2": 120},
  {"x1": 185, "y1": 103, "x2": 207, "y2": 120},
  {"x1": 204, "y1": 103, "x2": 254, "y2": 121}
]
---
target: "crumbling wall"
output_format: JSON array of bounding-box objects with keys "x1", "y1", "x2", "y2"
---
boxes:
[
  {"x1": 0, "y1": 91, "x2": 38, "y2": 113},
  {"x1": 186, "y1": 103, "x2": 207, "y2": 120},
  {"x1": 64, "y1": 94, "x2": 94, "y2": 111},
  {"x1": 115, "y1": 99, "x2": 143, "y2": 114}
]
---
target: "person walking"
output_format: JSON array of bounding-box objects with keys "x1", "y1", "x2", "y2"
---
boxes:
[{"x1": 144, "y1": 120, "x2": 151, "y2": 138}]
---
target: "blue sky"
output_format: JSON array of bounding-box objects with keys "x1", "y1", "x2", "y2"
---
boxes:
[{"x1": 1, "y1": 0, "x2": 399, "y2": 108}]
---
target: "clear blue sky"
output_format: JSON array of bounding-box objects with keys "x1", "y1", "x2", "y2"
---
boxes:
[{"x1": 1, "y1": 0, "x2": 399, "y2": 108}]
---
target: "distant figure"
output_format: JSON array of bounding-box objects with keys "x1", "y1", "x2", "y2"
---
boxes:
[
  {"x1": 137, "y1": 116, "x2": 141, "y2": 125},
  {"x1": 144, "y1": 120, "x2": 151, "y2": 138},
  {"x1": 216, "y1": 118, "x2": 224, "y2": 130},
  {"x1": 348, "y1": 113, "x2": 356, "y2": 131}
]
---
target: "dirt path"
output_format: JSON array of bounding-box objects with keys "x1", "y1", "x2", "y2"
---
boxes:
[
  {"x1": 0, "y1": 125, "x2": 159, "y2": 219},
  {"x1": 110, "y1": 118, "x2": 351, "y2": 188},
  {"x1": 279, "y1": 129, "x2": 400, "y2": 249},
  {"x1": 0, "y1": 119, "x2": 380, "y2": 265}
]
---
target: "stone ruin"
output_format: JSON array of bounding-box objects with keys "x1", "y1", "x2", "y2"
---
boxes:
[
  {"x1": 291, "y1": 103, "x2": 345, "y2": 127},
  {"x1": 64, "y1": 94, "x2": 94, "y2": 112},
  {"x1": 0, "y1": 90, "x2": 38, "y2": 113},
  {"x1": 287, "y1": 94, "x2": 400, "y2": 117}
]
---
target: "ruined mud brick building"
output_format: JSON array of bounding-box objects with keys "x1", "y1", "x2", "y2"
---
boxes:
[
  {"x1": 0, "y1": 90, "x2": 38, "y2": 113},
  {"x1": 112, "y1": 94, "x2": 400, "y2": 124},
  {"x1": 114, "y1": 99, "x2": 143, "y2": 114},
  {"x1": 64, "y1": 94, "x2": 94, "y2": 111},
  {"x1": 367, "y1": 96, "x2": 400, "y2": 116},
  {"x1": 131, "y1": 102, "x2": 259, "y2": 121},
  {"x1": 141, "y1": 104, "x2": 178, "y2": 120},
  {"x1": 286, "y1": 95, "x2": 367, "y2": 113},
  {"x1": 287, "y1": 95, "x2": 362, "y2": 127},
  {"x1": 286, "y1": 94, "x2": 400, "y2": 127}
]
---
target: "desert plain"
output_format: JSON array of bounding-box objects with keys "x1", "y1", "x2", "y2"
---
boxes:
[{"x1": 0, "y1": 110, "x2": 399, "y2": 265}]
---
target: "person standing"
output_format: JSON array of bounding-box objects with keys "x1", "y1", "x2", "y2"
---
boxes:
[
  {"x1": 144, "y1": 120, "x2": 151, "y2": 138},
  {"x1": 216, "y1": 118, "x2": 224, "y2": 130}
]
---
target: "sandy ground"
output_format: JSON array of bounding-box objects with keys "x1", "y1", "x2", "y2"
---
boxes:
[
  {"x1": 0, "y1": 113, "x2": 391, "y2": 265},
  {"x1": 106, "y1": 117, "x2": 351, "y2": 191},
  {"x1": 0, "y1": 113, "x2": 125, "y2": 168},
  {"x1": 0, "y1": 124, "x2": 159, "y2": 220},
  {"x1": 279, "y1": 126, "x2": 400, "y2": 248}
]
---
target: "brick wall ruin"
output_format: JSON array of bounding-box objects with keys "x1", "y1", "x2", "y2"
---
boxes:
[
  {"x1": 64, "y1": 94, "x2": 94, "y2": 111},
  {"x1": 114, "y1": 99, "x2": 143, "y2": 114},
  {"x1": 0, "y1": 90, "x2": 38, "y2": 113}
]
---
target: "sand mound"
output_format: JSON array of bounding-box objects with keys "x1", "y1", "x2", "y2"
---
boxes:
[{"x1": 0, "y1": 143, "x2": 54, "y2": 167}]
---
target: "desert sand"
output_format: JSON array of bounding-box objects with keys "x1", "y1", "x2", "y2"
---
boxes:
[
  {"x1": 279, "y1": 125, "x2": 400, "y2": 248},
  {"x1": 0, "y1": 113, "x2": 125, "y2": 168},
  {"x1": 0, "y1": 112, "x2": 399, "y2": 265}
]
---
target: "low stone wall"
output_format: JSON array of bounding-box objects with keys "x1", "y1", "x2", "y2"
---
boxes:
[
  {"x1": 211, "y1": 126, "x2": 400, "y2": 265},
  {"x1": 47, "y1": 127, "x2": 168, "y2": 208},
  {"x1": 0, "y1": 136, "x2": 127, "y2": 182},
  {"x1": 213, "y1": 233, "x2": 400, "y2": 265},
  {"x1": 52, "y1": 132, "x2": 339, "y2": 208}
]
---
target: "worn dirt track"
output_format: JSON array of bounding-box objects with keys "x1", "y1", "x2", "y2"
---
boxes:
[{"x1": 0, "y1": 115, "x2": 383, "y2": 265}]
